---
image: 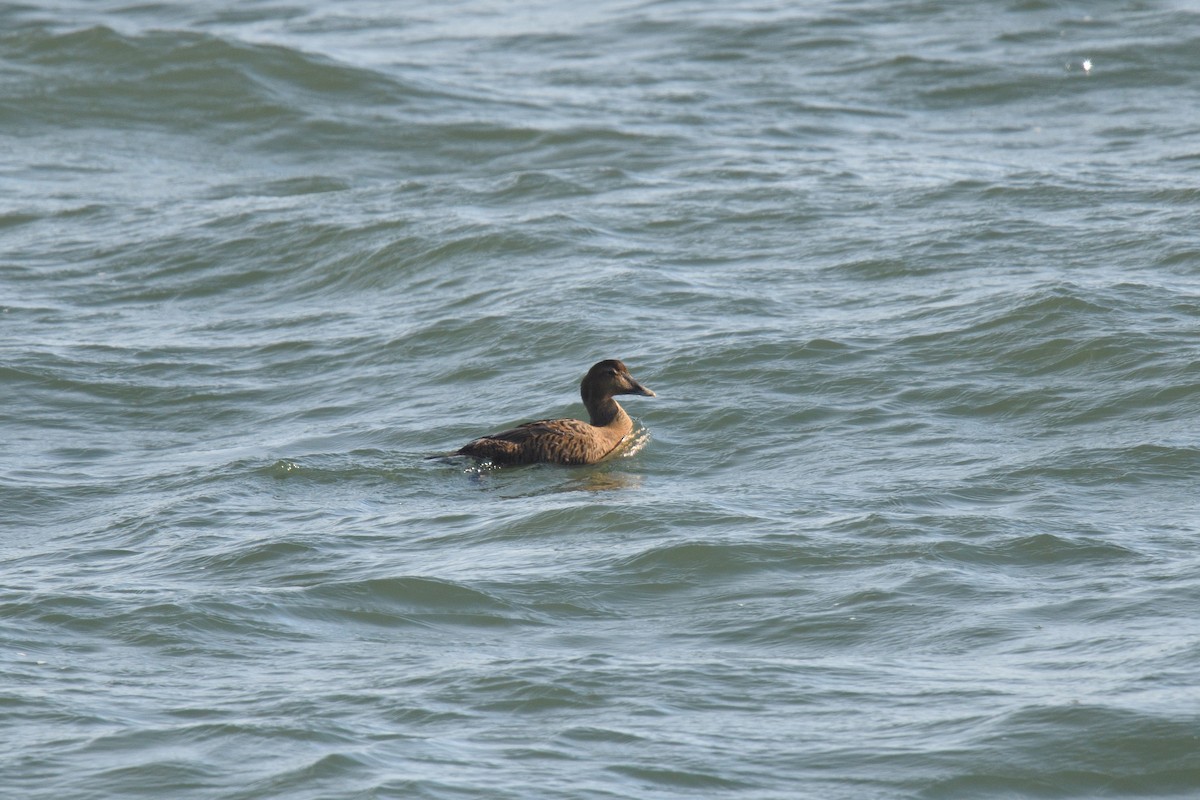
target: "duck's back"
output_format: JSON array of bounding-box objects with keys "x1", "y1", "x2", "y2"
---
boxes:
[{"x1": 457, "y1": 417, "x2": 625, "y2": 466}]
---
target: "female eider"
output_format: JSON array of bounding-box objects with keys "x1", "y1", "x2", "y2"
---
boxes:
[{"x1": 456, "y1": 359, "x2": 655, "y2": 466}]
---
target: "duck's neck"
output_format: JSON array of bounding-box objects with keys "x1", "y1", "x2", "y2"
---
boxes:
[{"x1": 583, "y1": 391, "x2": 628, "y2": 428}]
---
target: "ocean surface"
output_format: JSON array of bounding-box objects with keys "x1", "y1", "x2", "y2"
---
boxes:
[{"x1": 3, "y1": 1, "x2": 1200, "y2": 797}]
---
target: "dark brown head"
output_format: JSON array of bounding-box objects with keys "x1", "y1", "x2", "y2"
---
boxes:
[{"x1": 582, "y1": 359, "x2": 656, "y2": 401}]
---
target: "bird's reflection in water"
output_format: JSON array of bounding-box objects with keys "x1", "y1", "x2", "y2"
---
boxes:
[
  {"x1": 483, "y1": 469, "x2": 643, "y2": 499},
  {"x1": 557, "y1": 471, "x2": 643, "y2": 494}
]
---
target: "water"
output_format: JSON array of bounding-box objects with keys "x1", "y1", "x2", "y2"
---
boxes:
[{"x1": 4, "y1": 1, "x2": 1200, "y2": 797}]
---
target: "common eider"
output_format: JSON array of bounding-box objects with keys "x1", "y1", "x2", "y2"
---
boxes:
[{"x1": 456, "y1": 359, "x2": 655, "y2": 466}]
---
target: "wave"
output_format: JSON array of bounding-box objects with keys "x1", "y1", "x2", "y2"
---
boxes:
[{"x1": 0, "y1": 24, "x2": 437, "y2": 133}]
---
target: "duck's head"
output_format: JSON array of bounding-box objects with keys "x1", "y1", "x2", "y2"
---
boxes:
[{"x1": 584, "y1": 359, "x2": 656, "y2": 398}]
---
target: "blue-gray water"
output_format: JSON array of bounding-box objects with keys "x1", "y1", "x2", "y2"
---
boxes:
[{"x1": 4, "y1": 1, "x2": 1200, "y2": 798}]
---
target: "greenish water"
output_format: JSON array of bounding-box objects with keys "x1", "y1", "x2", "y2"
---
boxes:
[{"x1": 4, "y1": 1, "x2": 1200, "y2": 798}]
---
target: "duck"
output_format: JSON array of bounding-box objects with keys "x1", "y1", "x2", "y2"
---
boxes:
[{"x1": 456, "y1": 359, "x2": 655, "y2": 466}]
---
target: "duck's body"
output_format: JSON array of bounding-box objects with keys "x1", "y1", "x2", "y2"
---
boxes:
[{"x1": 456, "y1": 360, "x2": 655, "y2": 466}]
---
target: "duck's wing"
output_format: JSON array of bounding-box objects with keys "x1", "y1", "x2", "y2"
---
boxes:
[{"x1": 457, "y1": 418, "x2": 598, "y2": 465}]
